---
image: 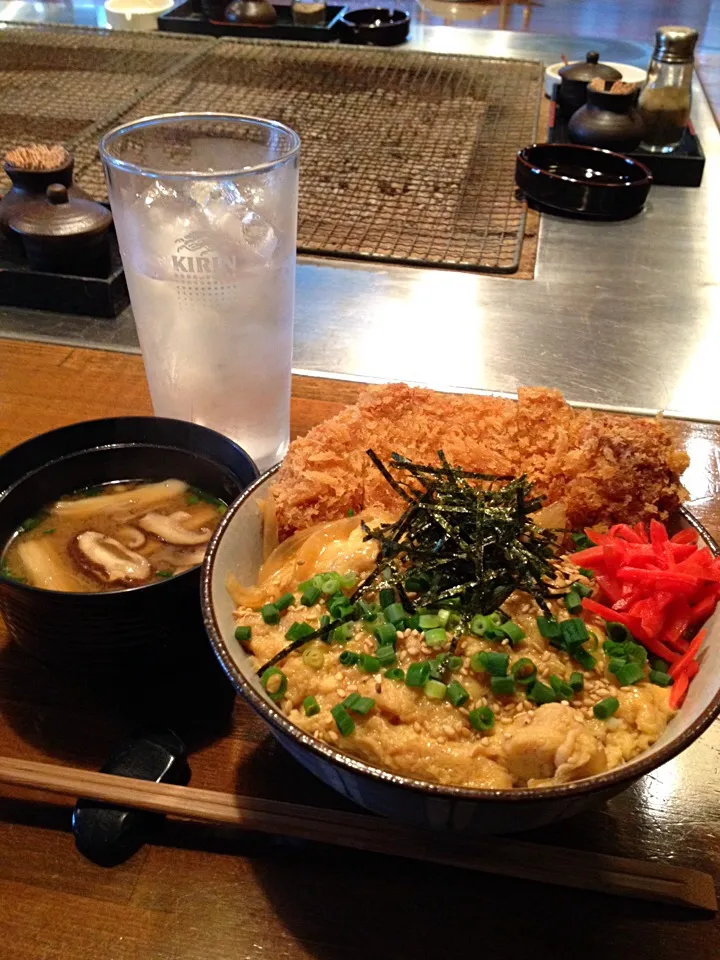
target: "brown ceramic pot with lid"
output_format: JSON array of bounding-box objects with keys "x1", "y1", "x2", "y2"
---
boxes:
[
  {"x1": 557, "y1": 52, "x2": 623, "y2": 121},
  {"x1": 0, "y1": 149, "x2": 93, "y2": 240},
  {"x1": 8, "y1": 183, "x2": 113, "y2": 275},
  {"x1": 568, "y1": 80, "x2": 646, "y2": 153}
]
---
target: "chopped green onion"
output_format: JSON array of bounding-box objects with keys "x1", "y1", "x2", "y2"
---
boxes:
[
  {"x1": 327, "y1": 593, "x2": 353, "y2": 619},
  {"x1": 320, "y1": 573, "x2": 341, "y2": 595},
  {"x1": 490, "y1": 676, "x2": 515, "y2": 696},
  {"x1": 574, "y1": 581, "x2": 593, "y2": 598},
  {"x1": 261, "y1": 667, "x2": 287, "y2": 701},
  {"x1": 357, "y1": 599, "x2": 378, "y2": 621},
  {"x1": 571, "y1": 531, "x2": 596, "y2": 551},
  {"x1": 561, "y1": 618, "x2": 589, "y2": 646},
  {"x1": 383, "y1": 602, "x2": 406, "y2": 625},
  {"x1": 468, "y1": 706, "x2": 495, "y2": 731},
  {"x1": 42, "y1": 528, "x2": 56, "y2": 535},
  {"x1": 20, "y1": 515, "x2": 44, "y2": 532},
  {"x1": 569, "y1": 671, "x2": 584, "y2": 692},
  {"x1": 234, "y1": 625, "x2": 252, "y2": 644},
  {"x1": 510, "y1": 657, "x2": 536, "y2": 685},
  {"x1": 261, "y1": 603, "x2": 280, "y2": 625},
  {"x1": 373, "y1": 623, "x2": 398, "y2": 647},
  {"x1": 606, "y1": 621, "x2": 633, "y2": 644},
  {"x1": 406, "y1": 661, "x2": 431, "y2": 687},
  {"x1": 339, "y1": 650, "x2": 359, "y2": 666},
  {"x1": 549, "y1": 674, "x2": 575, "y2": 700},
  {"x1": 564, "y1": 590, "x2": 582, "y2": 613},
  {"x1": 375, "y1": 644, "x2": 397, "y2": 668},
  {"x1": 470, "y1": 651, "x2": 509, "y2": 677},
  {"x1": 358, "y1": 653, "x2": 381, "y2": 674},
  {"x1": 436, "y1": 609, "x2": 451, "y2": 627},
  {"x1": 419, "y1": 614, "x2": 442, "y2": 630},
  {"x1": 626, "y1": 642, "x2": 648, "y2": 665},
  {"x1": 186, "y1": 493, "x2": 200, "y2": 506},
  {"x1": 285, "y1": 621, "x2": 315, "y2": 642},
  {"x1": 379, "y1": 588, "x2": 396, "y2": 609},
  {"x1": 573, "y1": 647, "x2": 597, "y2": 670},
  {"x1": 303, "y1": 696, "x2": 320, "y2": 717},
  {"x1": 593, "y1": 697, "x2": 620, "y2": 720},
  {"x1": 536, "y1": 616, "x2": 562, "y2": 640},
  {"x1": 447, "y1": 655, "x2": 463, "y2": 671},
  {"x1": 339, "y1": 571, "x2": 358, "y2": 590},
  {"x1": 301, "y1": 585, "x2": 322, "y2": 607},
  {"x1": 343, "y1": 693, "x2": 375, "y2": 715},
  {"x1": 649, "y1": 669, "x2": 674, "y2": 687},
  {"x1": 527, "y1": 680, "x2": 558, "y2": 705},
  {"x1": 446, "y1": 680, "x2": 469, "y2": 707},
  {"x1": 499, "y1": 621, "x2": 526, "y2": 645},
  {"x1": 608, "y1": 657, "x2": 627, "y2": 677},
  {"x1": 346, "y1": 508, "x2": 355, "y2": 517},
  {"x1": 302, "y1": 645, "x2": 325, "y2": 670},
  {"x1": 424, "y1": 679, "x2": 447, "y2": 700},
  {"x1": 331, "y1": 704, "x2": 355, "y2": 735},
  {"x1": 384, "y1": 667, "x2": 405, "y2": 681},
  {"x1": 424, "y1": 627, "x2": 448, "y2": 649},
  {"x1": 651, "y1": 658, "x2": 670, "y2": 674},
  {"x1": 612, "y1": 662, "x2": 645, "y2": 686},
  {"x1": 404, "y1": 571, "x2": 430, "y2": 593},
  {"x1": 470, "y1": 614, "x2": 505, "y2": 639},
  {"x1": 332, "y1": 622, "x2": 355, "y2": 644},
  {"x1": 578, "y1": 567, "x2": 594, "y2": 578},
  {"x1": 275, "y1": 592, "x2": 294, "y2": 611}
]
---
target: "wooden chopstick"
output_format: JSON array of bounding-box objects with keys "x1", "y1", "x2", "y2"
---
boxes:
[{"x1": 0, "y1": 755, "x2": 715, "y2": 911}]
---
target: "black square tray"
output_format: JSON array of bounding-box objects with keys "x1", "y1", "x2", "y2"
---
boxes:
[
  {"x1": 547, "y1": 100, "x2": 705, "y2": 188},
  {"x1": 0, "y1": 232, "x2": 129, "y2": 318},
  {"x1": 159, "y1": 2, "x2": 347, "y2": 41}
]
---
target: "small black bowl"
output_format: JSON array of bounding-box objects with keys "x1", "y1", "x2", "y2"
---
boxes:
[
  {"x1": 338, "y1": 7, "x2": 410, "y2": 45},
  {"x1": 0, "y1": 417, "x2": 257, "y2": 674},
  {"x1": 515, "y1": 143, "x2": 652, "y2": 220}
]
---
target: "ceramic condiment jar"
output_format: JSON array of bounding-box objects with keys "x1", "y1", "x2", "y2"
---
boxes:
[
  {"x1": 8, "y1": 184, "x2": 113, "y2": 274},
  {"x1": 224, "y1": 0, "x2": 277, "y2": 23},
  {"x1": 568, "y1": 80, "x2": 646, "y2": 154},
  {"x1": 557, "y1": 52, "x2": 623, "y2": 122},
  {"x1": 0, "y1": 152, "x2": 92, "y2": 240}
]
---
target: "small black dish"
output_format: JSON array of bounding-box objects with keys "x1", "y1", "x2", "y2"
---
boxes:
[
  {"x1": 338, "y1": 7, "x2": 409, "y2": 45},
  {"x1": 0, "y1": 417, "x2": 257, "y2": 675},
  {"x1": 515, "y1": 143, "x2": 652, "y2": 221}
]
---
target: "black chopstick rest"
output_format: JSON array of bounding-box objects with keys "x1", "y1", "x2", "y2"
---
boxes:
[{"x1": 72, "y1": 729, "x2": 190, "y2": 867}]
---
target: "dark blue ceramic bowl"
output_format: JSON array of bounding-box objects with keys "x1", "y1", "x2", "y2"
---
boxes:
[
  {"x1": 0, "y1": 417, "x2": 257, "y2": 674},
  {"x1": 516, "y1": 142, "x2": 652, "y2": 220},
  {"x1": 203, "y1": 468, "x2": 720, "y2": 833}
]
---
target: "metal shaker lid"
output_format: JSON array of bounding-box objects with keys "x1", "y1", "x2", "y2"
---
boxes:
[{"x1": 653, "y1": 25, "x2": 699, "y2": 63}]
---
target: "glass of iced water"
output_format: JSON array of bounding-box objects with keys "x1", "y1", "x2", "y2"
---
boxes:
[{"x1": 100, "y1": 113, "x2": 300, "y2": 473}]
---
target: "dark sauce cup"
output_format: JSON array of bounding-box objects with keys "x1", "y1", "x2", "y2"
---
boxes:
[{"x1": 0, "y1": 417, "x2": 258, "y2": 679}]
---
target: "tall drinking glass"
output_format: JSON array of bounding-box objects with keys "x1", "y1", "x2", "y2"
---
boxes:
[{"x1": 100, "y1": 113, "x2": 300, "y2": 473}]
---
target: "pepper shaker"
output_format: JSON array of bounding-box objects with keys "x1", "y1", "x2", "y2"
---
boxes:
[{"x1": 638, "y1": 25, "x2": 699, "y2": 153}]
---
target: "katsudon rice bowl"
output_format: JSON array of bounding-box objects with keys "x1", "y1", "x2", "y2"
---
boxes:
[{"x1": 203, "y1": 385, "x2": 720, "y2": 830}]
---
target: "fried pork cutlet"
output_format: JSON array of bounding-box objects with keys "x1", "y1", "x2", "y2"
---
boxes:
[{"x1": 271, "y1": 384, "x2": 689, "y2": 540}]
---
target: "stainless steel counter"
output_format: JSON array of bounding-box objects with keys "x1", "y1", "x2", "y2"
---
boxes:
[{"x1": 1, "y1": 27, "x2": 719, "y2": 421}]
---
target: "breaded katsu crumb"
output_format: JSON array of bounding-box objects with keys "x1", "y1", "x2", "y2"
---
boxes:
[{"x1": 271, "y1": 384, "x2": 689, "y2": 540}]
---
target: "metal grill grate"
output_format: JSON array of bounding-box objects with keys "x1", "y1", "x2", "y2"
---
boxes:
[
  {"x1": 0, "y1": 26, "x2": 210, "y2": 194},
  {"x1": 76, "y1": 40, "x2": 542, "y2": 274}
]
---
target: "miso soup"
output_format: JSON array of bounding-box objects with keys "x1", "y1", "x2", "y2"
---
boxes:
[{"x1": 1, "y1": 479, "x2": 225, "y2": 593}]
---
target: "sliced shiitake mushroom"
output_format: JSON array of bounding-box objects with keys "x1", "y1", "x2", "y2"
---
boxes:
[
  {"x1": 73, "y1": 531, "x2": 153, "y2": 585},
  {"x1": 138, "y1": 511, "x2": 211, "y2": 546}
]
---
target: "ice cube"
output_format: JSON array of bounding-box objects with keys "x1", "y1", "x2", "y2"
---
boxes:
[{"x1": 241, "y1": 210, "x2": 278, "y2": 260}]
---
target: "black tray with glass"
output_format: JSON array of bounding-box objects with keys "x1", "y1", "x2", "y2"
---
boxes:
[
  {"x1": 159, "y1": 1, "x2": 348, "y2": 41},
  {"x1": 547, "y1": 96, "x2": 705, "y2": 188}
]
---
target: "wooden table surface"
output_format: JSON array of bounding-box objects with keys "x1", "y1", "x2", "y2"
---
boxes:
[{"x1": 1, "y1": 339, "x2": 720, "y2": 960}]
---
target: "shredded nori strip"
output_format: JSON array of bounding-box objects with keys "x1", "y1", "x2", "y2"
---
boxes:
[
  {"x1": 256, "y1": 450, "x2": 559, "y2": 676},
  {"x1": 354, "y1": 451, "x2": 558, "y2": 642}
]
